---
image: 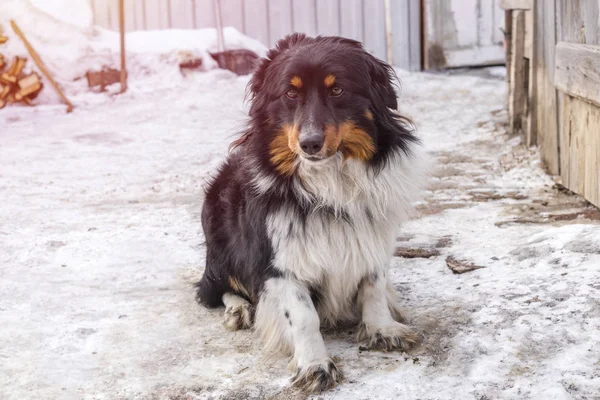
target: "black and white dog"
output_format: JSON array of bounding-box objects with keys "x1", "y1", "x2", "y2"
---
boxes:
[{"x1": 196, "y1": 33, "x2": 423, "y2": 393}]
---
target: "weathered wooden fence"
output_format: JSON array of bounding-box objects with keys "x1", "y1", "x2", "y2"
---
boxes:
[
  {"x1": 423, "y1": 0, "x2": 506, "y2": 69},
  {"x1": 90, "y1": 0, "x2": 421, "y2": 70},
  {"x1": 503, "y1": 0, "x2": 600, "y2": 208}
]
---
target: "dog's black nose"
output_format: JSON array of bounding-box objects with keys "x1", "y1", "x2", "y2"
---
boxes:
[{"x1": 299, "y1": 135, "x2": 324, "y2": 155}]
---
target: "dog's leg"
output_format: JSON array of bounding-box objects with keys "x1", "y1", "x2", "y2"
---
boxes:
[
  {"x1": 358, "y1": 271, "x2": 421, "y2": 351},
  {"x1": 255, "y1": 278, "x2": 343, "y2": 393},
  {"x1": 222, "y1": 293, "x2": 253, "y2": 331},
  {"x1": 385, "y1": 280, "x2": 407, "y2": 323}
]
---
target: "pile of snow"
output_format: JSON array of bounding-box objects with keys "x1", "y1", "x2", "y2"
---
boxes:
[{"x1": 0, "y1": 0, "x2": 267, "y2": 107}]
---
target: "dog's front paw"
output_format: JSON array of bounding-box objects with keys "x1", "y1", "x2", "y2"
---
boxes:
[
  {"x1": 359, "y1": 322, "x2": 421, "y2": 352},
  {"x1": 292, "y1": 359, "x2": 343, "y2": 393},
  {"x1": 223, "y1": 302, "x2": 253, "y2": 331}
]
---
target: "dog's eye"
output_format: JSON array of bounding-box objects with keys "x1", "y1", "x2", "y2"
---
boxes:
[
  {"x1": 286, "y1": 89, "x2": 298, "y2": 99},
  {"x1": 330, "y1": 86, "x2": 343, "y2": 97}
]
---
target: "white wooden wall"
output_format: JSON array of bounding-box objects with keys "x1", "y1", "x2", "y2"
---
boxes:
[{"x1": 90, "y1": 0, "x2": 422, "y2": 70}]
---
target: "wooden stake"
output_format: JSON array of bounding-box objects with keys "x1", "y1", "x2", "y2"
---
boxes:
[
  {"x1": 119, "y1": 0, "x2": 127, "y2": 93},
  {"x1": 10, "y1": 20, "x2": 74, "y2": 113},
  {"x1": 508, "y1": 11, "x2": 525, "y2": 135}
]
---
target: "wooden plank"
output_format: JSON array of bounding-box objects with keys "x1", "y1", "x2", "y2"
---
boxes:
[
  {"x1": 562, "y1": 95, "x2": 600, "y2": 207},
  {"x1": 426, "y1": 0, "x2": 479, "y2": 52},
  {"x1": 479, "y1": 0, "x2": 495, "y2": 47},
  {"x1": 508, "y1": 10, "x2": 525, "y2": 135},
  {"x1": 170, "y1": 0, "x2": 196, "y2": 29},
  {"x1": 91, "y1": 0, "x2": 111, "y2": 28},
  {"x1": 268, "y1": 0, "x2": 292, "y2": 46},
  {"x1": 533, "y1": 0, "x2": 559, "y2": 175},
  {"x1": 558, "y1": 91, "x2": 569, "y2": 187},
  {"x1": 581, "y1": 0, "x2": 599, "y2": 45},
  {"x1": 392, "y1": 0, "x2": 410, "y2": 69},
  {"x1": 424, "y1": 0, "x2": 504, "y2": 69},
  {"x1": 125, "y1": 0, "x2": 138, "y2": 31},
  {"x1": 107, "y1": 0, "x2": 120, "y2": 31},
  {"x1": 194, "y1": 0, "x2": 215, "y2": 29},
  {"x1": 500, "y1": 0, "x2": 533, "y2": 10},
  {"x1": 526, "y1": 7, "x2": 537, "y2": 146},
  {"x1": 557, "y1": 0, "x2": 579, "y2": 43},
  {"x1": 567, "y1": 96, "x2": 584, "y2": 197},
  {"x1": 492, "y1": 0, "x2": 506, "y2": 45},
  {"x1": 407, "y1": 0, "x2": 421, "y2": 70},
  {"x1": 315, "y1": 0, "x2": 340, "y2": 36},
  {"x1": 117, "y1": 0, "x2": 146, "y2": 32},
  {"x1": 556, "y1": 0, "x2": 582, "y2": 188},
  {"x1": 555, "y1": 0, "x2": 600, "y2": 207},
  {"x1": 362, "y1": 0, "x2": 386, "y2": 60},
  {"x1": 558, "y1": 0, "x2": 599, "y2": 45},
  {"x1": 340, "y1": 0, "x2": 364, "y2": 42},
  {"x1": 505, "y1": 9, "x2": 512, "y2": 84},
  {"x1": 583, "y1": 100, "x2": 600, "y2": 207},
  {"x1": 244, "y1": 0, "x2": 269, "y2": 45},
  {"x1": 444, "y1": 45, "x2": 506, "y2": 66},
  {"x1": 523, "y1": 9, "x2": 533, "y2": 59},
  {"x1": 452, "y1": 0, "x2": 480, "y2": 48},
  {"x1": 137, "y1": 1, "x2": 147, "y2": 30},
  {"x1": 555, "y1": 42, "x2": 600, "y2": 108},
  {"x1": 145, "y1": 0, "x2": 171, "y2": 29},
  {"x1": 292, "y1": 0, "x2": 317, "y2": 36}
]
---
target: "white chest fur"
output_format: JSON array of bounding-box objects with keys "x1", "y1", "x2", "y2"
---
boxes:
[{"x1": 266, "y1": 152, "x2": 423, "y2": 325}]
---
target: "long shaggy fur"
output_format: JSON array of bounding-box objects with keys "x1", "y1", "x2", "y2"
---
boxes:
[{"x1": 195, "y1": 33, "x2": 424, "y2": 394}]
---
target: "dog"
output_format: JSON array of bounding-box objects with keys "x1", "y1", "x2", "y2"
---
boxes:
[{"x1": 196, "y1": 33, "x2": 423, "y2": 393}]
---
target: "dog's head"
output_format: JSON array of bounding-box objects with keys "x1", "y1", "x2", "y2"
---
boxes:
[{"x1": 240, "y1": 33, "x2": 415, "y2": 177}]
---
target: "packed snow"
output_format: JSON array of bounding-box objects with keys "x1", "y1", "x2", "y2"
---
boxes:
[{"x1": 2, "y1": 4, "x2": 600, "y2": 400}]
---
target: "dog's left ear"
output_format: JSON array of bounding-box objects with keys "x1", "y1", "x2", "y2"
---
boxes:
[
  {"x1": 247, "y1": 33, "x2": 312, "y2": 117},
  {"x1": 366, "y1": 55, "x2": 399, "y2": 111}
]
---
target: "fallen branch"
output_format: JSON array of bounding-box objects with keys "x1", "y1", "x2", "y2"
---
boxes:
[{"x1": 10, "y1": 20, "x2": 74, "y2": 112}]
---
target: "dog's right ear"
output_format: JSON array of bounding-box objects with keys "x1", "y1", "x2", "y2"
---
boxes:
[{"x1": 365, "y1": 54, "x2": 399, "y2": 112}]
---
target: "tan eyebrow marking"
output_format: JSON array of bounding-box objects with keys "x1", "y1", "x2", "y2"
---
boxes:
[
  {"x1": 290, "y1": 76, "x2": 303, "y2": 88},
  {"x1": 324, "y1": 74, "x2": 336, "y2": 88}
]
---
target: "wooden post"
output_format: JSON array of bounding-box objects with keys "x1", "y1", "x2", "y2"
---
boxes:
[
  {"x1": 119, "y1": 0, "x2": 127, "y2": 93},
  {"x1": 10, "y1": 20, "x2": 74, "y2": 113},
  {"x1": 525, "y1": 7, "x2": 536, "y2": 146},
  {"x1": 533, "y1": 0, "x2": 559, "y2": 175},
  {"x1": 508, "y1": 10, "x2": 525, "y2": 135}
]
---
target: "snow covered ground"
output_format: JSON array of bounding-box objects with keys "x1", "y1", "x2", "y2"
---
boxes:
[
  {"x1": 2, "y1": 65, "x2": 600, "y2": 399},
  {"x1": 2, "y1": 4, "x2": 600, "y2": 399}
]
